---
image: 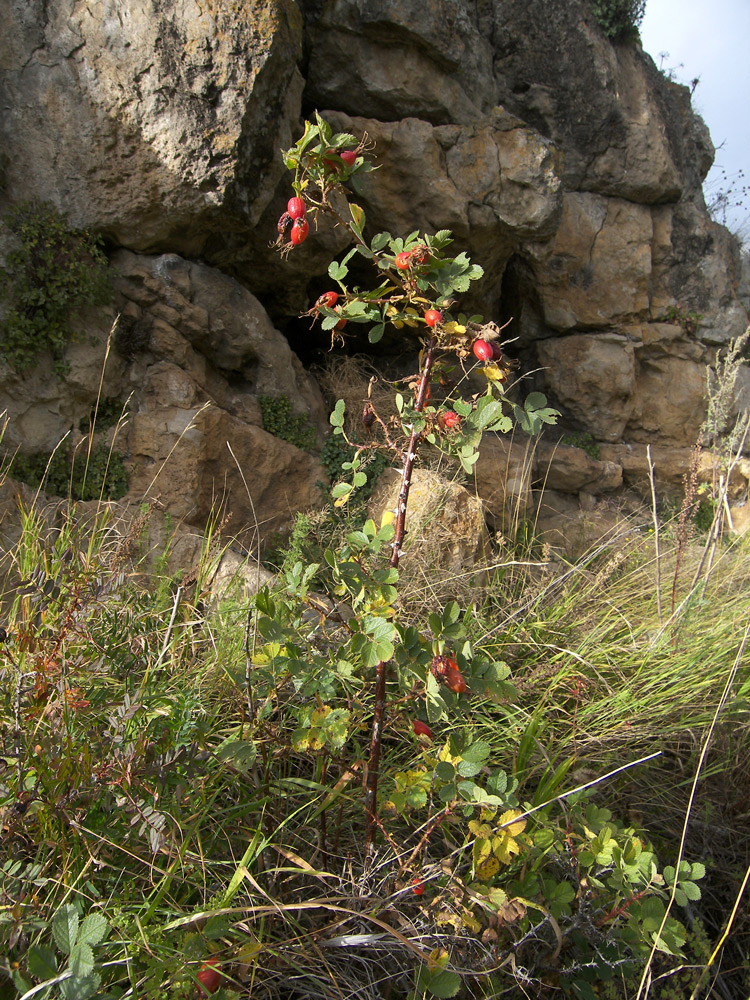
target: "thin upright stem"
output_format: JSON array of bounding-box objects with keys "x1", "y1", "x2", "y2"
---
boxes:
[{"x1": 364, "y1": 336, "x2": 438, "y2": 858}]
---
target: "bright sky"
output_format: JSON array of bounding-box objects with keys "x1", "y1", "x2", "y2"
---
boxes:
[{"x1": 640, "y1": 0, "x2": 749, "y2": 239}]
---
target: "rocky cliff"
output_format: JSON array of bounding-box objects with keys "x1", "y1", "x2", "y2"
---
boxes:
[{"x1": 1, "y1": 0, "x2": 748, "y2": 551}]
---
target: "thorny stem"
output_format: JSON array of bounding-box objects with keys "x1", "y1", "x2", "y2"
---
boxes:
[{"x1": 364, "y1": 336, "x2": 439, "y2": 859}]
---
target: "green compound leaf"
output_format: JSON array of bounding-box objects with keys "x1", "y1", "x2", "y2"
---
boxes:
[{"x1": 52, "y1": 904, "x2": 79, "y2": 956}]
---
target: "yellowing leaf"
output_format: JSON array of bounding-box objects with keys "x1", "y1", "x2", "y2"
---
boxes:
[
  {"x1": 475, "y1": 855, "x2": 500, "y2": 880},
  {"x1": 436, "y1": 911, "x2": 462, "y2": 932},
  {"x1": 468, "y1": 820, "x2": 493, "y2": 839},
  {"x1": 491, "y1": 810, "x2": 527, "y2": 864},
  {"x1": 350, "y1": 204, "x2": 365, "y2": 230},
  {"x1": 473, "y1": 837, "x2": 492, "y2": 868},
  {"x1": 438, "y1": 740, "x2": 461, "y2": 766},
  {"x1": 498, "y1": 810, "x2": 527, "y2": 837},
  {"x1": 380, "y1": 509, "x2": 395, "y2": 528},
  {"x1": 482, "y1": 363, "x2": 503, "y2": 381},
  {"x1": 461, "y1": 909, "x2": 482, "y2": 934},
  {"x1": 442, "y1": 321, "x2": 467, "y2": 335}
]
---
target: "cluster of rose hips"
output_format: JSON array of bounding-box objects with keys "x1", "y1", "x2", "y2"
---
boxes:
[
  {"x1": 276, "y1": 148, "x2": 359, "y2": 252},
  {"x1": 394, "y1": 244, "x2": 431, "y2": 271},
  {"x1": 277, "y1": 195, "x2": 310, "y2": 247}
]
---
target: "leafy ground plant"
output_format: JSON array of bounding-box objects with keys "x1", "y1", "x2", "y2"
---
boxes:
[{"x1": 0, "y1": 201, "x2": 111, "y2": 373}]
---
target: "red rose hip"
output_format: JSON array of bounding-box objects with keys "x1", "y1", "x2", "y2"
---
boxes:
[
  {"x1": 196, "y1": 956, "x2": 223, "y2": 994},
  {"x1": 395, "y1": 251, "x2": 412, "y2": 270},
  {"x1": 411, "y1": 719, "x2": 434, "y2": 740},
  {"x1": 424, "y1": 309, "x2": 442, "y2": 328},
  {"x1": 444, "y1": 664, "x2": 467, "y2": 693},
  {"x1": 287, "y1": 196, "x2": 307, "y2": 219},
  {"x1": 317, "y1": 291, "x2": 339, "y2": 309},
  {"x1": 472, "y1": 339, "x2": 493, "y2": 362},
  {"x1": 442, "y1": 410, "x2": 460, "y2": 429},
  {"x1": 340, "y1": 149, "x2": 357, "y2": 166},
  {"x1": 411, "y1": 877, "x2": 425, "y2": 896},
  {"x1": 290, "y1": 217, "x2": 309, "y2": 245}
]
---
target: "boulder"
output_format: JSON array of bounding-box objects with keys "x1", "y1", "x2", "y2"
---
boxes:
[
  {"x1": 0, "y1": 0, "x2": 303, "y2": 253},
  {"x1": 0, "y1": 250, "x2": 328, "y2": 548},
  {"x1": 368, "y1": 468, "x2": 490, "y2": 576},
  {"x1": 304, "y1": 0, "x2": 496, "y2": 125},
  {"x1": 535, "y1": 332, "x2": 637, "y2": 442},
  {"x1": 527, "y1": 193, "x2": 653, "y2": 330}
]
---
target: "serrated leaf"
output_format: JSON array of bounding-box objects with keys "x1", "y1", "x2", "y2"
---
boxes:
[
  {"x1": 27, "y1": 944, "x2": 58, "y2": 981},
  {"x1": 417, "y1": 966, "x2": 462, "y2": 999},
  {"x1": 474, "y1": 400, "x2": 505, "y2": 430},
  {"x1": 362, "y1": 615, "x2": 396, "y2": 642},
  {"x1": 690, "y1": 862, "x2": 706, "y2": 880},
  {"x1": 68, "y1": 941, "x2": 94, "y2": 978},
  {"x1": 369, "y1": 323, "x2": 385, "y2": 344},
  {"x1": 328, "y1": 260, "x2": 348, "y2": 282},
  {"x1": 215, "y1": 738, "x2": 258, "y2": 771},
  {"x1": 432, "y1": 229, "x2": 453, "y2": 245},
  {"x1": 61, "y1": 971, "x2": 101, "y2": 1000},
  {"x1": 461, "y1": 740, "x2": 491, "y2": 764},
  {"x1": 76, "y1": 913, "x2": 108, "y2": 948},
  {"x1": 52, "y1": 905, "x2": 79, "y2": 955},
  {"x1": 457, "y1": 759, "x2": 483, "y2": 777},
  {"x1": 681, "y1": 880, "x2": 702, "y2": 901},
  {"x1": 525, "y1": 391, "x2": 548, "y2": 409},
  {"x1": 442, "y1": 601, "x2": 460, "y2": 626},
  {"x1": 371, "y1": 232, "x2": 391, "y2": 252}
]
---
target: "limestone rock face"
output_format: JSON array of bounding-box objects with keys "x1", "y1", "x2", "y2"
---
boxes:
[
  {"x1": 1, "y1": 0, "x2": 749, "y2": 553},
  {"x1": 0, "y1": 251, "x2": 326, "y2": 547},
  {"x1": 323, "y1": 109, "x2": 563, "y2": 294},
  {"x1": 0, "y1": 0, "x2": 303, "y2": 254},
  {"x1": 528, "y1": 194, "x2": 653, "y2": 331},
  {"x1": 368, "y1": 468, "x2": 490, "y2": 576},
  {"x1": 536, "y1": 333, "x2": 637, "y2": 442}
]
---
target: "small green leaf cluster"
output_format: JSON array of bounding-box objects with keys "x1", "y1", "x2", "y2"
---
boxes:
[
  {"x1": 258, "y1": 394, "x2": 317, "y2": 452},
  {"x1": 321, "y1": 224, "x2": 484, "y2": 346},
  {"x1": 10, "y1": 443, "x2": 128, "y2": 501},
  {"x1": 0, "y1": 201, "x2": 111, "y2": 372},
  {"x1": 403, "y1": 786, "x2": 706, "y2": 995},
  {"x1": 560, "y1": 430, "x2": 601, "y2": 459},
  {"x1": 13, "y1": 904, "x2": 109, "y2": 999},
  {"x1": 78, "y1": 396, "x2": 128, "y2": 434},
  {"x1": 282, "y1": 111, "x2": 375, "y2": 198},
  {"x1": 590, "y1": 0, "x2": 646, "y2": 41}
]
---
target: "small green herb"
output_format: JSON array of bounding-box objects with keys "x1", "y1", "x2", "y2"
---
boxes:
[
  {"x1": 259, "y1": 394, "x2": 317, "y2": 452},
  {"x1": 0, "y1": 201, "x2": 112, "y2": 373},
  {"x1": 591, "y1": 0, "x2": 646, "y2": 41}
]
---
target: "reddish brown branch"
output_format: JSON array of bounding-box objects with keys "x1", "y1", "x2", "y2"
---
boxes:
[{"x1": 364, "y1": 336, "x2": 438, "y2": 858}]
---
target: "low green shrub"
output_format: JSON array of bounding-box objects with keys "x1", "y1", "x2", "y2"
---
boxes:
[
  {"x1": 591, "y1": 0, "x2": 646, "y2": 41},
  {"x1": 258, "y1": 394, "x2": 317, "y2": 452},
  {"x1": 0, "y1": 201, "x2": 111, "y2": 373},
  {"x1": 10, "y1": 443, "x2": 128, "y2": 501}
]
